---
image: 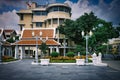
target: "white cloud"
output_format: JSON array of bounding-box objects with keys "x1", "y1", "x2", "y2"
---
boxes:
[
  {"x1": 0, "y1": 10, "x2": 19, "y2": 31},
  {"x1": 0, "y1": 0, "x2": 26, "y2": 9},
  {"x1": 65, "y1": 0, "x2": 120, "y2": 24}
]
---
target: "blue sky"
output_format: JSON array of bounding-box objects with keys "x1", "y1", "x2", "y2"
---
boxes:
[{"x1": 0, "y1": 0, "x2": 120, "y2": 31}]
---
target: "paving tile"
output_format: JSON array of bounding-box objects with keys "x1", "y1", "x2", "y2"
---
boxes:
[{"x1": 0, "y1": 59, "x2": 120, "y2": 80}]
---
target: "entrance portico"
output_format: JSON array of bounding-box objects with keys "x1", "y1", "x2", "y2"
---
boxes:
[{"x1": 13, "y1": 28, "x2": 60, "y2": 59}]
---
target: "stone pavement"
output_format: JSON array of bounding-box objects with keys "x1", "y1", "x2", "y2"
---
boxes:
[
  {"x1": 103, "y1": 60, "x2": 120, "y2": 71},
  {"x1": 0, "y1": 59, "x2": 120, "y2": 80}
]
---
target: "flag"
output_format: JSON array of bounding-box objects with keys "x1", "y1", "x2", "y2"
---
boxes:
[{"x1": 26, "y1": 1, "x2": 32, "y2": 7}]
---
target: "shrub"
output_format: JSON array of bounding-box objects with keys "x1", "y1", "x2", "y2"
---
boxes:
[
  {"x1": 51, "y1": 52, "x2": 59, "y2": 57},
  {"x1": 2, "y1": 56, "x2": 17, "y2": 62},
  {"x1": 66, "y1": 52, "x2": 75, "y2": 57}
]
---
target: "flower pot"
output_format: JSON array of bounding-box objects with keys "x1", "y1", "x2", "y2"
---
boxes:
[
  {"x1": 40, "y1": 59, "x2": 50, "y2": 66},
  {"x1": 76, "y1": 59, "x2": 85, "y2": 65}
]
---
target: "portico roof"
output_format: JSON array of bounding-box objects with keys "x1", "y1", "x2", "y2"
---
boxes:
[
  {"x1": 13, "y1": 28, "x2": 60, "y2": 46},
  {"x1": 22, "y1": 28, "x2": 55, "y2": 39},
  {"x1": 13, "y1": 39, "x2": 60, "y2": 46}
]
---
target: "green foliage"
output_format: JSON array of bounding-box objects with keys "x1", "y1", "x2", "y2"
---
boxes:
[
  {"x1": 75, "y1": 45, "x2": 85, "y2": 55},
  {"x1": 96, "y1": 45, "x2": 107, "y2": 53},
  {"x1": 51, "y1": 52, "x2": 59, "y2": 57},
  {"x1": 58, "y1": 11, "x2": 119, "y2": 53},
  {"x1": 66, "y1": 52, "x2": 75, "y2": 57},
  {"x1": 50, "y1": 59, "x2": 76, "y2": 63},
  {"x1": 2, "y1": 56, "x2": 17, "y2": 62},
  {"x1": 39, "y1": 43, "x2": 48, "y2": 54},
  {"x1": 6, "y1": 36, "x2": 19, "y2": 43}
]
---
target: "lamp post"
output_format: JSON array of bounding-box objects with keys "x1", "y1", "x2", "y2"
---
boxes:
[
  {"x1": 62, "y1": 42, "x2": 67, "y2": 57},
  {"x1": 81, "y1": 30, "x2": 93, "y2": 63},
  {"x1": 32, "y1": 31, "x2": 48, "y2": 63},
  {"x1": 32, "y1": 31, "x2": 40, "y2": 63}
]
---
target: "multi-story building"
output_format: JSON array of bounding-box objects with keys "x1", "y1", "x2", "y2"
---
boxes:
[
  {"x1": 14, "y1": 2, "x2": 75, "y2": 59},
  {"x1": 17, "y1": 2, "x2": 71, "y2": 31}
]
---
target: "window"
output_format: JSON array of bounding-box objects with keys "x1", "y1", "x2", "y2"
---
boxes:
[
  {"x1": 59, "y1": 6, "x2": 64, "y2": 11},
  {"x1": 36, "y1": 22, "x2": 42, "y2": 27},
  {"x1": 53, "y1": 19, "x2": 57, "y2": 24},
  {"x1": 33, "y1": 11, "x2": 47, "y2": 16},
  {"x1": 20, "y1": 25, "x2": 24, "y2": 31},
  {"x1": 59, "y1": 19, "x2": 64, "y2": 25},
  {"x1": 53, "y1": 7, "x2": 59, "y2": 11},
  {"x1": 48, "y1": 6, "x2": 71, "y2": 13},
  {"x1": 20, "y1": 14, "x2": 24, "y2": 20},
  {"x1": 48, "y1": 20, "x2": 51, "y2": 25}
]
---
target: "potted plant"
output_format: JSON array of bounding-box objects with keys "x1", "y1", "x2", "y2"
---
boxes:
[
  {"x1": 75, "y1": 45, "x2": 85, "y2": 65},
  {"x1": 39, "y1": 42, "x2": 50, "y2": 65}
]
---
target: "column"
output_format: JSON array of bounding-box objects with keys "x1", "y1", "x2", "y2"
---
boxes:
[
  {"x1": 50, "y1": 47, "x2": 53, "y2": 54},
  {"x1": 15, "y1": 45, "x2": 19, "y2": 59},
  {"x1": 57, "y1": 18, "x2": 60, "y2": 43},
  {"x1": 8, "y1": 48, "x2": 11, "y2": 56},
  {"x1": 51, "y1": 17, "x2": 53, "y2": 27},
  {"x1": 2, "y1": 48, "x2": 5, "y2": 56},
  {"x1": 56, "y1": 47, "x2": 59, "y2": 53},
  {"x1": 20, "y1": 46, "x2": 26, "y2": 59},
  {"x1": 10, "y1": 47, "x2": 12, "y2": 57},
  {"x1": 20, "y1": 47, "x2": 23, "y2": 59},
  {"x1": 28, "y1": 47, "x2": 30, "y2": 58}
]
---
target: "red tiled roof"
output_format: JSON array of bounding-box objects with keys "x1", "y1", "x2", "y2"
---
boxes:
[
  {"x1": 22, "y1": 29, "x2": 54, "y2": 38},
  {"x1": 13, "y1": 39, "x2": 60, "y2": 46},
  {"x1": 4, "y1": 29, "x2": 14, "y2": 33}
]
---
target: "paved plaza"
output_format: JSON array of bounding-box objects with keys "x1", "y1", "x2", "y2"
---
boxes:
[{"x1": 0, "y1": 59, "x2": 120, "y2": 80}]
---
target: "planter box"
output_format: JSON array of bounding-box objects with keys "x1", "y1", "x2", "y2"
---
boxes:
[
  {"x1": 76, "y1": 59, "x2": 85, "y2": 65},
  {"x1": 40, "y1": 59, "x2": 50, "y2": 66}
]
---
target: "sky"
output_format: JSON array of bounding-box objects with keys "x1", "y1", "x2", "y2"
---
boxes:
[{"x1": 0, "y1": 0, "x2": 120, "y2": 31}]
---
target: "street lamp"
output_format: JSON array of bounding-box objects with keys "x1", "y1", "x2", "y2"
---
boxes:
[
  {"x1": 32, "y1": 31, "x2": 40, "y2": 63},
  {"x1": 81, "y1": 30, "x2": 93, "y2": 63},
  {"x1": 32, "y1": 31, "x2": 48, "y2": 63},
  {"x1": 62, "y1": 42, "x2": 67, "y2": 57}
]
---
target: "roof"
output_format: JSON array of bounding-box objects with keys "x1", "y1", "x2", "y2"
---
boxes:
[
  {"x1": 47, "y1": 3, "x2": 71, "y2": 9},
  {"x1": 13, "y1": 28, "x2": 60, "y2": 46},
  {"x1": 4, "y1": 29, "x2": 16, "y2": 33},
  {"x1": 17, "y1": 9, "x2": 32, "y2": 14},
  {"x1": 0, "y1": 29, "x2": 6, "y2": 39},
  {"x1": 22, "y1": 28, "x2": 55, "y2": 39},
  {"x1": 13, "y1": 39, "x2": 60, "y2": 46}
]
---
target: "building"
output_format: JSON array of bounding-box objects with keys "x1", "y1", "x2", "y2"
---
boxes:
[
  {"x1": 17, "y1": 2, "x2": 71, "y2": 31},
  {"x1": 14, "y1": 2, "x2": 75, "y2": 59},
  {"x1": 0, "y1": 29, "x2": 16, "y2": 57},
  {"x1": 3, "y1": 29, "x2": 17, "y2": 40}
]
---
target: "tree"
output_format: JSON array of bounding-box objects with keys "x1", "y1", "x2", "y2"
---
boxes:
[
  {"x1": 75, "y1": 45, "x2": 85, "y2": 55},
  {"x1": 39, "y1": 42, "x2": 48, "y2": 58},
  {"x1": 58, "y1": 12, "x2": 119, "y2": 53},
  {"x1": 6, "y1": 36, "x2": 19, "y2": 43}
]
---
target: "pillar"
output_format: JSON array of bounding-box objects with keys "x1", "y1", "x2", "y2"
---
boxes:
[
  {"x1": 28, "y1": 47, "x2": 31, "y2": 58},
  {"x1": 8, "y1": 48, "x2": 11, "y2": 56},
  {"x1": 57, "y1": 18, "x2": 60, "y2": 43},
  {"x1": 15, "y1": 45, "x2": 19, "y2": 59},
  {"x1": 2, "y1": 48, "x2": 5, "y2": 56},
  {"x1": 56, "y1": 47, "x2": 59, "y2": 53},
  {"x1": 9, "y1": 47, "x2": 12, "y2": 57},
  {"x1": 51, "y1": 17, "x2": 53, "y2": 27},
  {"x1": 50, "y1": 47, "x2": 53, "y2": 54},
  {"x1": 20, "y1": 46, "x2": 25, "y2": 59}
]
